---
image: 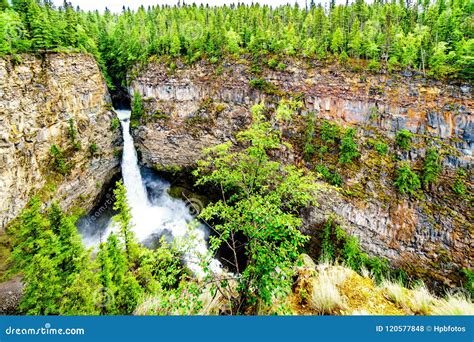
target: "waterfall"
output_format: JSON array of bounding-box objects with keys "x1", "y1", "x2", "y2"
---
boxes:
[
  {"x1": 99, "y1": 110, "x2": 221, "y2": 276},
  {"x1": 116, "y1": 110, "x2": 149, "y2": 211}
]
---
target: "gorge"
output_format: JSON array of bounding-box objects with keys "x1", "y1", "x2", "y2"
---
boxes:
[
  {"x1": 0, "y1": 52, "x2": 472, "y2": 314},
  {"x1": 129, "y1": 58, "x2": 472, "y2": 289}
]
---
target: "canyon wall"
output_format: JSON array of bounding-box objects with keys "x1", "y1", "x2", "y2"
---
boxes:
[
  {"x1": 0, "y1": 53, "x2": 121, "y2": 229},
  {"x1": 130, "y1": 58, "x2": 472, "y2": 287},
  {"x1": 131, "y1": 59, "x2": 472, "y2": 168}
]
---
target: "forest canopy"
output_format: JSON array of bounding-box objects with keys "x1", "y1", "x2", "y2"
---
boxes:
[{"x1": 1, "y1": 0, "x2": 473, "y2": 83}]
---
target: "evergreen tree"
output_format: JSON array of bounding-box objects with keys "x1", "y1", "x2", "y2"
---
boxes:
[
  {"x1": 331, "y1": 27, "x2": 344, "y2": 54},
  {"x1": 20, "y1": 253, "x2": 63, "y2": 315},
  {"x1": 2, "y1": 0, "x2": 472, "y2": 81},
  {"x1": 9, "y1": 197, "x2": 50, "y2": 272},
  {"x1": 113, "y1": 180, "x2": 138, "y2": 264}
]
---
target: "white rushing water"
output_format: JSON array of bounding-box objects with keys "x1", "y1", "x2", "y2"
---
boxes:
[{"x1": 88, "y1": 109, "x2": 220, "y2": 276}]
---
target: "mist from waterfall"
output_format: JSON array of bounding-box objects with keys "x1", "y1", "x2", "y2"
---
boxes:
[{"x1": 79, "y1": 109, "x2": 220, "y2": 276}]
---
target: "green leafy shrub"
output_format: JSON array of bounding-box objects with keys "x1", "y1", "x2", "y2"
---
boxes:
[
  {"x1": 461, "y1": 268, "x2": 474, "y2": 298},
  {"x1": 194, "y1": 103, "x2": 318, "y2": 309},
  {"x1": 249, "y1": 78, "x2": 279, "y2": 95},
  {"x1": 339, "y1": 128, "x2": 360, "y2": 164},
  {"x1": 395, "y1": 129, "x2": 413, "y2": 151},
  {"x1": 370, "y1": 139, "x2": 388, "y2": 155},
  {"x1": 367, "y1": 60, "x2": 381, "y2": 73},
  {"x1": 50, "y1": 145, "x2": 70, "y2": 175},
  {"x1": 394, "y1": 163, "x2": 421, "y2": 195},
  {"x1": 321, "y1": 120, "x2": 340, "y2": 144},
  {"x1": 89, "y1": 143, "x2": 98, "y2": 157},
  {"x1": 320, "y1": 218, "x2": 335, "y2": 262},
  {"x1": 452, "y1": 169, "x2": 467, "y2": 196},
  {"x1": 111, "y1": 117, "x2": 120, "y2": 131},
  {"x1": 338, "y1": 50, "x2": 349, "y2": 64},
  {"x1": 131, "y1": 91, "x2": 144, "y2": 121},
  {"x1": 277, "y1": 62, "x2": 286, "y2": 71},
  {"x1": 369, "y1": 106, "x2": 379, "y2": 120},
  {"x1": 422, "y1": 148, "x2": 442, "y2": 186},
  {"x1": 316, "y1": 164, "x2": 343, "y2": 186},
  {"x1": 319, "y1": 220, "x2": 394, "y2": 283},
  {"x1": 267, "y1": 57, "x2": 278, "y2": 69}
]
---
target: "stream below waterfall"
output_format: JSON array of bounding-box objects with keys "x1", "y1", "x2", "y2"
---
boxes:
[{"x1": 78, "y1": 109, "x2": 220, "y2": 275}]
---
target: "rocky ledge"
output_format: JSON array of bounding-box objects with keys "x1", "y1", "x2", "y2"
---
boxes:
[
  {"x1": 0, "y1": 52, "x2": 121, "y2": 230},
  {"x1": 129, "y1": 58, "x2": 472, "y2": 288}
]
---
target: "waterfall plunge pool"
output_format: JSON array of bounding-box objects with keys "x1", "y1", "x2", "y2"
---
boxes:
[{"x1": 77, "y1": 109, "x2": 221, "y2": 275}]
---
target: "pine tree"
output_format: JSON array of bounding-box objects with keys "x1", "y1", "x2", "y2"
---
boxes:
[
  {"x1": 60, "y1": 268, "x2": 101, "y2": 315},
  {"x1": 20, "y1": 253, "x2": 63, "y2": 315},
  {"x1": 331, "y1": 27, "x2": 344, "y2": 54},
  {"x1": 113, "y1": 180, "x2": 138, "y2": 264},
  {"x1": 9, "y1": 197, "x2": 50, "y2": 272},
  {"x1": 47, "y1": 203, "x2": 87, "y2": 278}
]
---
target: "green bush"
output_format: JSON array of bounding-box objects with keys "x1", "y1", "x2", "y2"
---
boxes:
[
  {"x1": 89, "y1": 143, "x2": 98, "y2": 157},
  {"x1": 267, "y1": 57, "x2": 278, "y2": 69},
  {"x1": 422, "y1": 148, "x2": 442, "y2": 186},
  {"x1": 461, "y1": 268, "x2": 474, "y2": 298},
  {"x1": 320, "y1": 218, "x2": 335, "y2": 262},
  {"x1": 371, "y1": 139, "x2": 388, "y2": 155},
  {"x1": 320, "y1": 220, "x2": 394, "y2": 284},
  {"x1": 316, "y1": 164, "x2": 343, "y2": 187},
  {"x1": 277, "y1": 62, "x2": 286, "y2": 71},
  {"x1": 339, "y1": 128, "x2": 360, "y2": 164},
  {"x1": 369, "y1": 106, "x2": 379, "y2": 120},
  {"x1": 111, "y1": 117, "x2": 120, "y2": 131},
  {"x1": 395, "y1": 129, "x2": 413, "y2": 151},
  {"x1": 131, "y1": 91, "x2": 144, "y2": 121},
  {"x1": 367, "y1": 60, "x2": 381, "y2": 73},
  {"x1": 249, "y1": 78, "x2": 279, "y2": 95},
  {"x1": 338, "y1": 50, "x2": 349, "y2": 64},
  {"x1": 68, "y1": 118, "x2": 81, "y2": 151},
  {"x1": 50, "y1": 145, "x2": 70, "y2": 175},
  {"x1": 452, "y1": 169, "x2": 467, "y2": 196},
  {"x1": 394, "y1": 163, "x2": 421, "y2": 195},
  {"x1": 321, "y1": 120, "x2": 340, "y2": 144}
]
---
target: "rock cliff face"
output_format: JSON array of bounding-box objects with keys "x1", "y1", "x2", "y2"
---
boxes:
[
  {"x1": 0, "y1": 53, "x2": 121, "y2": 229},
  {"x1": 130, "y1": 58, "x2": 472, "y2": 287},
  {"x1": 131, "y1": 59, "x2": 472, "y2": 168}
]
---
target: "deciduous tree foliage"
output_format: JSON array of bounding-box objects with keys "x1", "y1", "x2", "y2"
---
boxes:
[{"x1": 194, "y1": 103, "x2": 319, "y2": 311}]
